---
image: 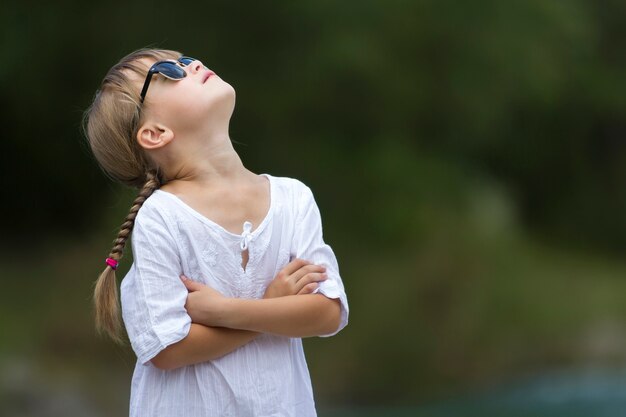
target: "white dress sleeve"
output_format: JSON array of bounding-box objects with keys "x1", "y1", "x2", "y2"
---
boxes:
[
  {"x1": 120, "y1": 202, "x2": 192, "y2": 364},
  {"x1": 293, "y1": 183, "x2": 349, "y2": 337}
]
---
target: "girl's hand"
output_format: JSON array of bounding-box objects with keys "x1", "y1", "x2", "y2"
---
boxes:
[
  {"x1": 263, "y1": 258, "x2": 328, "y2": 299},
  {"x1": 181, "y1": 275, "x2": 227, "y2": 326}
]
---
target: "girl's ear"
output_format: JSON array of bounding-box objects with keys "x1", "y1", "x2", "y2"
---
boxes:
[{"x1": 137, "y1": 123, "x2": 174, "y2": 150}]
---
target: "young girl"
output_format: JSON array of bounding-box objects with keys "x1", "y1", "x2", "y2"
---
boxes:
[{"x1": 83, "y1": 48, "x2": 349, "y2": 417}]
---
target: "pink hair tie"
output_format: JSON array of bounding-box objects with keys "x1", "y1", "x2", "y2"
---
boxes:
[{"x1": 105, "y1": 257, "x2": 119, "y2": 270}]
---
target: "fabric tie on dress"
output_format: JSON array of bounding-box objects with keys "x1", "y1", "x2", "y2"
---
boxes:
[{"x1": 240, "y1": 221, "x2": 253, "y2": 250}]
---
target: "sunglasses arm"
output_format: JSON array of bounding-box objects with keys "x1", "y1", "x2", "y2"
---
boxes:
[{"x1": 140, "y1": 71, "x2": 157, "y2": 103}]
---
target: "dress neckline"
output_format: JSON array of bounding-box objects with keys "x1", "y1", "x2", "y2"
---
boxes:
[{"x1": 153, "y1": 173, "x2": 274, "y2": 238}]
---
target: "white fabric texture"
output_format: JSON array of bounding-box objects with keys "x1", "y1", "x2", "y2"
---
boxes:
[{"x1": 120, "y1": 173, "x2": 349, "y2": 417}]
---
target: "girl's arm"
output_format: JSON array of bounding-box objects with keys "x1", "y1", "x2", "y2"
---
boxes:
[
  {"x1": 151, "y1": 325, "x2": 258, "y2": 370},
  {"x1": 184, "y1": 280, "x2": 342, "y2": 338},
  {"x1": 151, "y1": 259, "x2": 327, "y2": 370},
  {"x1": 218, "y1": 294, "x2": 341, "y2": 338}
]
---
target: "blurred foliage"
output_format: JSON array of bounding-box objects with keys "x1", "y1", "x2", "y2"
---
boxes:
[
  {"x1": 1, "y1": 0, "x2": 625, "y2": 253},
  {"x1": 1, "y1": 0, "x2": 626, "y2": 414}
]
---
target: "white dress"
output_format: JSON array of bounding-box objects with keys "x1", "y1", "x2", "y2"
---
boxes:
[{"x1": 120, "y1": 173, "x2": 349, "y2": 417}]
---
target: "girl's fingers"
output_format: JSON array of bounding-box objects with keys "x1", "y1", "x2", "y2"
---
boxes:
[
  {"x1": 297, "y1": 282, "x2": 319, "y2": 295},
  {"x1": 291, "y1": 264, "x2": 326, "y2": 284},
  {"x1": 279, "y1": 258, "x2": 312, "y2": 277},
  {"x1": 293, "y1": 272, "x2": 327, "y2": 294},
  {"x1": 180, "y1": 275, "x2": 204, "y2": 292}
]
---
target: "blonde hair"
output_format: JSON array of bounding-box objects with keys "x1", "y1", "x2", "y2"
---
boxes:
[{"x1": 83, "y1": 48, "x2": 182, "y2": 343}]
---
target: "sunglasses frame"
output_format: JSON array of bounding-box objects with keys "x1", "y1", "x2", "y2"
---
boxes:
[{"x1": 139, "y1": 56, "x2": 197, "y2": 103}]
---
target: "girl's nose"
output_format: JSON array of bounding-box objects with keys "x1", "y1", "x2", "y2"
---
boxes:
[{"x1": 189, "y1": 60, "x2": 204, "y2": 74}]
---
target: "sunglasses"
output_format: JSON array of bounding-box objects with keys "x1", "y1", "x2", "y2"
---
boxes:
[{"x1": 140, "y1": 56, "x2": 198, "y2": 103}]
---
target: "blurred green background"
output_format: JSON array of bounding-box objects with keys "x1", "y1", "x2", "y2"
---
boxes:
[{"x1": 1, "y1": 0, "x2": 626, "y2": 416}]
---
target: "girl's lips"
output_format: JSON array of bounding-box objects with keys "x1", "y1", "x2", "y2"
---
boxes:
[{"x1": 203, "y1": 71, "x2": 215, "y2": 83}]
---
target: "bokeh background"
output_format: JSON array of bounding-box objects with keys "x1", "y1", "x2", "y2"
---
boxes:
[{"x1": 1, "y1": 0, "x2": 626, "y2": 416}]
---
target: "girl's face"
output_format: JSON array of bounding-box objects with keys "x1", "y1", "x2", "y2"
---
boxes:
[{"x1": 139, "y1": 57, "x2": 236, "y2": 137}]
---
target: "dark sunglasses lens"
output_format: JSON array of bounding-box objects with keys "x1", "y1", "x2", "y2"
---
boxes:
[
  {"x1": 179, "y1": 56, "x2": 196, "y2": 66},
  {"x1": 154, "y1": 62, "x2": 186, "y2": 79}
]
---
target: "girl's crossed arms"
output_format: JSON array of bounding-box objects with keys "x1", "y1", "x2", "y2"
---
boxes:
[{"x1": 151, "y1": 259, "x2": 340, "y2": 370}]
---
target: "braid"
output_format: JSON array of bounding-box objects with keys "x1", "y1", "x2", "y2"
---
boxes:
[
  {"x1": 94, "y1": 170, "x2": 161, "y2": 343},
  {"x1": 108, "y1": 170, "x2": 161, "y2": 262}
]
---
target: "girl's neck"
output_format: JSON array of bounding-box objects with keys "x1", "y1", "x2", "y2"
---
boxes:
[{"x1": 161, "y1": 136, "x2": 253, "y2": 188}]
